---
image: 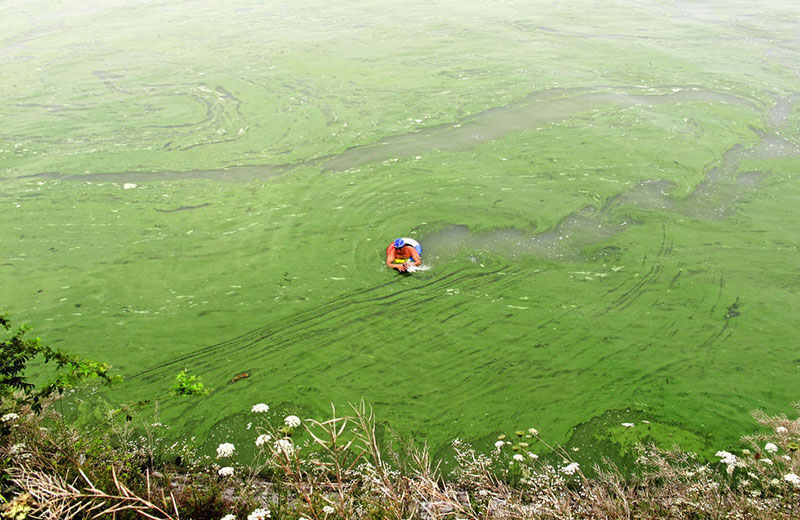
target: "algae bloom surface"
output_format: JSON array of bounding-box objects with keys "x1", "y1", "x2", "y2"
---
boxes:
[{"x1": 2, "y1": 0, "x2": 799, "y2": 465}]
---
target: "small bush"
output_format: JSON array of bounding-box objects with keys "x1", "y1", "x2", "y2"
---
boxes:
[{"x1": 171, "y1": 369, "x2": 210, "y2": 397}]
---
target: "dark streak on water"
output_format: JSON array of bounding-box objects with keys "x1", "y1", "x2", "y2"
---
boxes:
[{"x1": 155, "y1": 203, "x2": 212, "y2": 213}]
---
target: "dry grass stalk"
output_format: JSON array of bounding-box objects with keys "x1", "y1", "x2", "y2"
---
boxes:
[
  {"x1": 9, "y1": 464, "x2": 179, "y2": 520},
  {"x1": 350, "y1": 400, "x2": 414, "y2": 519}
]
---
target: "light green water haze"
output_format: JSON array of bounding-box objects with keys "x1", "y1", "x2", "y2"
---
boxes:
[{"x1": 2, "y1": 0, "x2": 799, "y2": 467}]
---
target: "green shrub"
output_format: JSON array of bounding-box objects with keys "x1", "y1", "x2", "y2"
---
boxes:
[
  {"x1": 0, "y1": 313, "x2": 117, "y2": 413},
  {"x1": 171, "y1": 369, "x2": 210, "y2": 397}
]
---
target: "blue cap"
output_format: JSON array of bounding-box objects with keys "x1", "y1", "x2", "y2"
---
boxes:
[{"x1": 393, "y1": 238, "x2": 405, "y2": 249}]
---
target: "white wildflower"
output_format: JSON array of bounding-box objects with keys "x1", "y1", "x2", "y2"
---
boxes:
[
  {"x1": 770, "y1": 478, "x2": 781, "y2": 486},
  {"x1": 9, "y1": 443, "x2": 25, "y2": 455},
  {"x1": 494, "y1": 440, "x2": 505, "y2": 450},
  {"x1": 513, "y1": 454, "x2": 524, "y2": 462},
  {"x1": 784, "y1": 473, "x2": 800, "y2": 486},
  {"x1": 528, "y1": 452, "x2": 539, "y2": 459},
  {"x1": 776, "y1": 426, "x2": 788, "y2": 434},
  {"x1": 251, "y1": 403, "x2": 270, "y2": 413},
  {"x1": 322, "y1": 505, "x2": 335, "y2": 515},
  {"x1": 221, "y1": 515, "x2": 237, "y2": 520},
  {"x1": 528, "y1": 427, "x2": 539, "y2": 435},
  {"x1": 561, "y1": 462, "x2": 580, "y2": 475},
  {"x1": 782, "y1": 455, "x2": 791, "y2": 461},
  {"x1": 761, "y1": 458, "x2": 774, "y2": 465},
  {"x1": 247, "y1": 509, "x2": 271, "y2": 520},
  {"x1": 218, "y1": 466, "x2": 234, "y2": 477},
  {"x1": 764, "y1": 442, "x2": 778, "y2": 454},
  {"x1": 621, "y1": 422, "x2": 634, "y2": 428},
  {"x1": 1, "y1": 413, "x2": 19, "y2": 423},
  {"x1": 275, "y1": 438, "x2": 294, "y2": 456},
  {"x1": 284, "y1": 415, "x2": 301, "y2": 428},
  {"x1": 255, "y1": 434, "x2": 272, "y2": 447},
  {"x1": 715, "y1": 451, "x2": 737, "y2": 466},
  {"x1": 216, "y1": 442, "x2": 235, "y2": 458}
]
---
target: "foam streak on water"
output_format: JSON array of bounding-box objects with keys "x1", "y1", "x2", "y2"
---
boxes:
[{"x1": 405, "y1": 264, "x2": 430, "y2": 273}]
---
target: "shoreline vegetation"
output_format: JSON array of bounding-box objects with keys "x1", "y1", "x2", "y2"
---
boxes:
[
  {"x1": 2, "y1": 317, "x2": 799, "y2": 519},
  {"x1": 2, "y1": 397, "x2": 800, "y2": 519}
]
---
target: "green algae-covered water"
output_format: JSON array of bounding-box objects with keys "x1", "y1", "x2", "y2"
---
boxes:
[{"x1": 2, "y1": 0, "x2": 800, "y2": 468}]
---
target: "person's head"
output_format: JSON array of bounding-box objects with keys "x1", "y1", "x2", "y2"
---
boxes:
[{"x1": 393, "y1": 238, "x2": 405, "y2": 250}]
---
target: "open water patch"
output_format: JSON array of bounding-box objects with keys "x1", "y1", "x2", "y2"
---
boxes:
[
  {"x1": 420, "y1": 92, "x2": 800, "y2": 260},
  {"x1": 321, "y1": 86, "x2": 757, "y2": 173},
  {"x1": 1, "y1": 85, "x2": 766, "y2": 185}
]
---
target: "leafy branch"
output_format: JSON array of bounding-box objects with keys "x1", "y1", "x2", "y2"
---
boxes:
[{"x1": 1, "y1": 313, "x2": 119, "y2": 412}]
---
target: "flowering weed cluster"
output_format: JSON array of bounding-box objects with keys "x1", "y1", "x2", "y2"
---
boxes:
[{"x1": 2, "y1": 398, "x2": 800, "y2": 519}]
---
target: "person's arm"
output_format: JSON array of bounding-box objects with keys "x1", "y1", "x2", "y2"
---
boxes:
[
  {"x1": 386, "y1": 249, "x2": 404, "y2": 271},
  {"x1": 410, "y1": 248, "x2": 421, "y2": 266}
]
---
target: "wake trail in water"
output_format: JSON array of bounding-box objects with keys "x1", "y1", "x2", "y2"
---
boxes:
[{"x1": 128, "y1": 262, "x2": 515, "y2": 382}]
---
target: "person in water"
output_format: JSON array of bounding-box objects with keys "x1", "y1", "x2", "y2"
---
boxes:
[{"x1": 386, "y1": 238, "x2": 421, "y2": 273}]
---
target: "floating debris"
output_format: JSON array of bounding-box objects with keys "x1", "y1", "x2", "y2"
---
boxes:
[{"x1": 230, "y1": 372, "x2": 249, "y2": 383}]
